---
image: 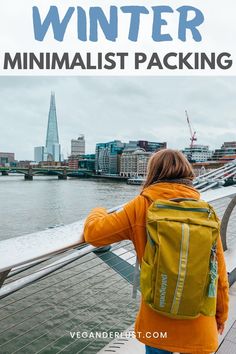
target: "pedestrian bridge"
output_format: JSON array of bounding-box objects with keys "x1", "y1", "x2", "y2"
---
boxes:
[{"x1": 0, "y1": 184, "x2": 236, "y2": 353}]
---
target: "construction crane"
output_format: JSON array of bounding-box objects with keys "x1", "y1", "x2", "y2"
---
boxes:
[
  {"x1": 185, "y1": 110, "x2": 197, "y2": 148},
  {"x1": 185, "y1": 110, "x2": 197, "y2": 163}
]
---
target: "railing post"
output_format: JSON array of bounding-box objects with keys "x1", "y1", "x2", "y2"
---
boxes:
[
  {"x1": 0, "y1": 269, "x2": 11, "y2": 288},
  {"x1": 220, "y1": 194, "x2": 236, "y2": 251}
]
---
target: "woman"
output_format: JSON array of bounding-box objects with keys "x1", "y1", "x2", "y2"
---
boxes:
[{"x1": 83, "y1": 149, "x2": 229, "y2": 353}]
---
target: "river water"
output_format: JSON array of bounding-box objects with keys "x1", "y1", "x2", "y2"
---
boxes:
[
  {"x1": 0, "y1": 175, "x2": 141, "y2": 354},
  {"x1": 0, "y1": 175, "x2": 140, "y2": 241},
  {"x1": 0, "y1": 175, "x2": 236, "y2": 354},
  {"x1": 1, "y1": 174, "x2": 236, "y2": 247}
]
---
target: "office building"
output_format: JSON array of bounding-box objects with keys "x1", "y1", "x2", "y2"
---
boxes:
[
  {"x1": 182, "y1": 145, "x2": 213, "y2": 162},
  {"x1": 78, "y1": 154, "x2": 95, "y2": 172},
  {"x1": 34, "y1": 146, "x2": 45, "y2": 163},
  {"x1": 68, "y1": 156, "x2": 79, "y2": 170},
  {"x1": 211, "y1": 141, "x2": 236, "y2": 161},
  {"x1": 71, "y1": 135, "x2": 85, "y2": 156},
  {"x1": 95, "y1": 140, "x2": 125, "y2": 175},
  {"x1": 120, "y1": 149, "x2": 152, "y2": 177},
  {"x1": 138, "y1": 140, "x2": 167, "y2": 152},
  {"x1": 95, "y1": 139, "x2": 166, "y2": 175},
  {"x1": 0, "y1": 152, "x2": 15, "y2": 166}
]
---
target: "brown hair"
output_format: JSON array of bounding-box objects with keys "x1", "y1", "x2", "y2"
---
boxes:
[{"x1": 142, "y1": 149, "x2": 195, "y2": 190}]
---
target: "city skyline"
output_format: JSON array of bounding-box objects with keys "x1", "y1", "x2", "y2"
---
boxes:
[{"x1": 0, "y1": 77, "x2": 236, "y2": 160}]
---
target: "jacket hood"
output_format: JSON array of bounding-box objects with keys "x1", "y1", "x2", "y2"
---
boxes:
[{"x1": 141, "y1": 182, "x2": 200, "y2": 202}]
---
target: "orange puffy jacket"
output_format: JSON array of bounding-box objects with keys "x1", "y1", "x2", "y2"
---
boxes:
[{"x1": 84, "y1": 182, "x2": 229, "y2": 353}]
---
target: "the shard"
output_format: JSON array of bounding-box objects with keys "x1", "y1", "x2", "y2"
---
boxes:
[{"x1": 45, "y1": 92, "x2": 61, "y2": 162}]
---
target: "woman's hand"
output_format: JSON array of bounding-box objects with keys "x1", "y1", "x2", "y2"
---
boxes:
[{"x1": 217, "y1": 322, "x2": 225, "y2": 335}]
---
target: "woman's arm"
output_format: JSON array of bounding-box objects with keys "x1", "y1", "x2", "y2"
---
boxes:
[{"x1": 83, "y1": 197, "x2": 139, "y2": 247}]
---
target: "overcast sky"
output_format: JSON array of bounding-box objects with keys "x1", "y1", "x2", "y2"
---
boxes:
[{"x1": 0, "y1": 76, "x2": 236, "y2": 161}]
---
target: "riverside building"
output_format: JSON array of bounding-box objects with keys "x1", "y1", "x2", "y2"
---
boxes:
[
  {"x1": 182, "y1": 145, "x2": 213, "y2": 162},
  {"x1": 137, "y1": 140, "x2": 166, "y2": 152},
  {"x1": 68, "y1": 156, "x2": 79, "y2": 170},
  {"x1": 78, "y1": 154, "x2": 95, "y2": 172},
  {"x1": 0, "y1": 152, "x2": 15, "y2": 166},
  {"x1": 120, "y1": 149, "x2": 152, "y2": 177},
  {"x1": 211, "y1": 142, "x2": 236, "y2": 161},
  {"x1": 95, "y1": 140, "x2": 125, "y2": 175},
  {"x1": 96, "y1": 140, "x2": 166, "y2": 175},
  {"x1": 68, "y1": 154, "x2": 95, "y2": 171},
  {"x1": 68, "y1": 135, "x2": 86, "y2": 170}
]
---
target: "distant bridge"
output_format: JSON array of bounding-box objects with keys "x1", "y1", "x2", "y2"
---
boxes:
[{"x1": 0, "y1": 167, "x2": 94, "y2": 180}]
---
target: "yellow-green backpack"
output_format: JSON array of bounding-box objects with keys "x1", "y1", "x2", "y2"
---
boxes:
[{"x1": 140, "y1": 198, "x2": 220, "y2": 319}]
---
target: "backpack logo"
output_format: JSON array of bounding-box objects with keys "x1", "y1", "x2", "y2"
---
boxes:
[{"x1": 159, "y1": 273, "x2": 168, "y2": 308}]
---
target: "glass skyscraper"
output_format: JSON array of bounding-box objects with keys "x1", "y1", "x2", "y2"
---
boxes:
[
  {"x1": 45, "y1": 92, "x2": 61, "y2": 162},
  {"x1": 34, "y1": 92, "x2": 61, "y2": 163}
]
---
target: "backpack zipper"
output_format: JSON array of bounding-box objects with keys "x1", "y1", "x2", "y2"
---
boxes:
[
  {"x1": 207, "y1": 209, "x2": 213, "y2": 219},
  {"x1": 155, "y1": 204, "x2": 211, "y2": 216}
]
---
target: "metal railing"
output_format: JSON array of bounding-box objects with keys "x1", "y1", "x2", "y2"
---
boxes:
[
  {"x1": 1, "y1": 188, "x2": 236, "y2": 298},
  {"x1": 194, "y1": 159, "x2": 236, "y2": 191},
  {"x1": 0, "y1": 204, "x2": 125, "y2": 299},
  {"x1": 1, "y1": 186, "x2": 236, "y2": 353}
]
